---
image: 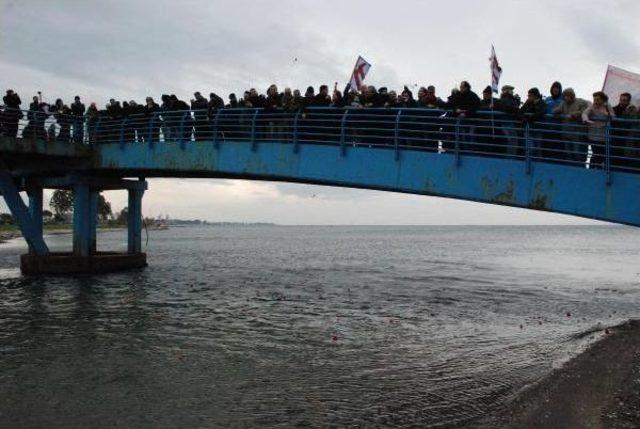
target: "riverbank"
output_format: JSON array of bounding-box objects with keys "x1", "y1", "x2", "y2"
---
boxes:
[
  {"x1": 481, "y1": 319, "x2": 640, "y2": 428},
  {"x1": 0, "y1": 225, "x2": 128, "y2": 244}
]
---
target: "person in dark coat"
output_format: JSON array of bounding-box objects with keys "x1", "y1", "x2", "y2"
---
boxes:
[
  {"x1": 264, "y1": 85, "x2": 283, "y2": 111},
  {"x1": 494, "y1": 85, "x2": 522, "y2": 156},
  {"x1": 2, "y1": 90, "x2": 22, "y2": 137},
  {"x1": 226, "y1": 93, "x2": 239, "y2": 108},
  {"x1": 24, "y1": 96, "x2": 48, "y2": 141},
  {"x1": 610, "y1": 92, "x2": 638, "y2": 168},
  {"x1": 303, "y1": 86, "x2": 315, "y2": 108},
  {"x1": 86, "y1": 102, "x2": 99, "y2": 144},
  {"x1": 450, "y1": 81, "x2": 480, "y2": 117},
  {"x1": 170, "y1": 95, "x2": 192, "y2": 141},
  {"x1": 447, "y1": 82, "x2": 480, "y2": 152},
  {"x1": 71, "y1": 96, "x2": 85, "y2": 143},
  {"x1": 143, "y1": 97, "x2": 160, "y2": 143},
  {"x1": 417, "y1": 86, "x2": 447, "y2": 109},
  {"x1": 53, "y1": 99, "x2": 72, "y2": 143},
  {"x1": 313, "y1": 85, "x2": 331, "y2": 107},
  {"x1": 398, "y1": 86, "x2": 417, "y2": 108},
  {"x1": 479, "y1": 86, "x2": 498, "y2": 110},
  {"x1": 190, "y1": 92, "x2": 209, "y2": 141},
  {"x1": 519, "y1": 87, "x2": 548, "y2": 158}
]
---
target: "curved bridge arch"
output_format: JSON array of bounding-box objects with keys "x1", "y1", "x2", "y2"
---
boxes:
[{"x1": 95, "y1": 137, "x2": 640, "y2": 227}]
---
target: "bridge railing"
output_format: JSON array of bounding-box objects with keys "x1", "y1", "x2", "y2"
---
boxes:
[{"x1": 4, "y1": 106, "x2": 640, "y2": 175}]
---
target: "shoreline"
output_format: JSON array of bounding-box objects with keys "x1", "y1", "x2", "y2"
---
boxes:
[
  {"x1": 0, "y1": 226, "x2": 128, "y2": 244},
  {"x1": 480, "y1": 319, "x2": 640, "y2": 428}
]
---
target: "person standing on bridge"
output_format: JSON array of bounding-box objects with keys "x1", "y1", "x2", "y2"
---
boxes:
[
  {"x1": 520, "y1": 88, "x2": 548, "y2": 159},
  {"x1": 144, "y1": 97, "x2": 160, "y2": 143},
  {"x1": 494, "y1": 85, "x2": 522, "y2": 157},
  {"x1": 191, "y1": 92, "x2": 209, "y2": 141},
  {"x1": 582, "y1": 91, "x2": 615, "y2": 169},
  {"x1": 611, "y1": 93, "x2": 637, "y2": 169},
  {"x1": 53, "y1": 98, "x2": 72, "y2": 143},
  {"x1": 86, "y1": 102, "x2": 99, "y2": 144},
  {"x1": 545, "y1": 82, "x2": 563, "y2": 114},
  {"x1": 226, "y1": 93, "x2": 239, "y2": 108},
  {"x1": 553, "y1": 88, "x2": 590, "y2": 163},
  {"x1": 71, "y1": 96, "x2": 85, "y2": 144},
  {"x1": 2, "y1": 89, "x2": 22, "y2": 138},
  {"x1": 450, "y1": 81, "x2": 480, "y2": 152}
]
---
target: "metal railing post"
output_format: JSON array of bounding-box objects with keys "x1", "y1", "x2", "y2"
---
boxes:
[
  {"x1": 251, "y1": 109, "x2": 259, "y2": 151},
  {"x1": 292, "y1": 112, "x2": 301, "y2": 154},
  {"x1": 179, "y1": 112, "x2": 188, "y2": 150},
  {"x1": 394, "y1": 110, "x2": 402, "y2": 161},
  {"x1": 605, "y1": 120, "x2": 611, "y2": 185},
  {"x1": 119, "y1": 118, "x2": 128, "y2": 149},
  {"x1": 454, "y1": 117, "x2": 461, "y2": 166},
  {"x1": 212, "y1": 110, "x2": 221, "y2": 149},
  {"x1": 94, "y1": 118, "x2": 102, "y2": 146},
  {"x1": 340, "y1": 110, "x2": 349, "y2": 156},
  {"x1": 525, "y1": 122, "x2": 531, "y2": 175},
  {"x1": 148, "y1": 113, "x2": 157, "y2": 148}
]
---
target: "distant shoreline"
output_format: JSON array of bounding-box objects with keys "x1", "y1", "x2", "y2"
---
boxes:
[{"x1": 482, "y1": 319, "x2": 640, "y2": 428}]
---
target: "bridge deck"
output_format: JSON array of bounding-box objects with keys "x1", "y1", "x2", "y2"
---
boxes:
[{"x1": 95, "y1": 139, "x2": 640, "y2": 227}]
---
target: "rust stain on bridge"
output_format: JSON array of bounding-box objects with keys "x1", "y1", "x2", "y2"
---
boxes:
[
  {"x1": 528, "y1": 180, "x2": 553, "y2": 210},
  {"x1": 481, "y1": 176, "x2": 516, "y2": 205}
]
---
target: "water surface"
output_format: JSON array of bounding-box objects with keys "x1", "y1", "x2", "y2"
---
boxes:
[{"x1": 0, "y1": 225, "x2": 637, "y2": 427}]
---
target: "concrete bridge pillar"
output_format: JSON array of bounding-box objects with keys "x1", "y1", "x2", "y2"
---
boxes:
[
  {"x1": 27, "y1": 187, "x2": 44, "y2": 253},
  {"x1": 127, "y1": 188, "x2": 144, "y2": 254},
  {"x1": 72, "y1": 184, "x2": 98, "y2": 257}
]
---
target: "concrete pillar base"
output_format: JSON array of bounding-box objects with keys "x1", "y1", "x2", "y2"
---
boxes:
[{"x1": 20, "y1": 252, "x2": 147, "y2": 275}]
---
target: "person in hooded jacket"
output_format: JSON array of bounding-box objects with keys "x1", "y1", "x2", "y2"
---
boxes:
[{"x1": 545, "y1": 81, "x2": 563, "y2": 114}]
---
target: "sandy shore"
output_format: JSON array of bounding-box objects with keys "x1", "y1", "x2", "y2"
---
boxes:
[{"x1": 478, "y1": 319, "x2": 640, "y2": 428}]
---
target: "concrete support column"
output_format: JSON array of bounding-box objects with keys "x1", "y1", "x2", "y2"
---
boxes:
[
  {"x1": 73, "y1": 184, "x2": 97, "y2": 257},
  {"x1": 89, "y1": 191, "x2": 98, "y2": 254},
  {"x1": 127, "y1": 189, "x2": 144, "y2": 254},
  {"x1": 27, "y1": 187, "x2": 44, "y2": 253}
]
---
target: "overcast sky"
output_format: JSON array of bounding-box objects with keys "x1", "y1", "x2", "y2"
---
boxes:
[{"x1": 2, "y1": 0, "x2": 638, "y2": 224}]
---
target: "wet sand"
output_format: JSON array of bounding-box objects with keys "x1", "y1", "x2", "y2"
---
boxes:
[{"x1": 481, "y1": 319, "x2": 640, "y2": 428}]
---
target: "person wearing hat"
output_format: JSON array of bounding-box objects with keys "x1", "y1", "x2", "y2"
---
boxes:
[
  {"x1": 480, "y1": 85, "x2": 498, "y2": 110},
  {"x1": 552, "y1": 88, "x2": 590, "y2": 161},
  {"x1": 519, "y1": 88, "x2": 548, "y2": 158},
  {"x1": 494, "y1": 85, "x2": 522, "y2": 157}
]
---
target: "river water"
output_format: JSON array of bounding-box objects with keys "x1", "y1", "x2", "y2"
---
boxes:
[{"x1": 0, "y1": 225, "x2": 638, "y2": 427}]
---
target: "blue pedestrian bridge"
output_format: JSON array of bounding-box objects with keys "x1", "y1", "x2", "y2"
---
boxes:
[{"x1": 1, "y1": 107, "x2": 639, "y2": 273}]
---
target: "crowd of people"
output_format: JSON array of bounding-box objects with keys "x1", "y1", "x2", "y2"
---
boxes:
[{"x1": 1, "y1": 81, "x2": 639, "y2": 168}]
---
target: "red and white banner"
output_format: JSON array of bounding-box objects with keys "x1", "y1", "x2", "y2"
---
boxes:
[
  {"x1": 489, "y1": 45, "x2": 502, "y2": 93},
  {"x1": 603, "y1": 65, "x2": 640, "y2": 104},
  {"x1": 349, "y1": 56, "x2": 371, "y2": 90}
]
